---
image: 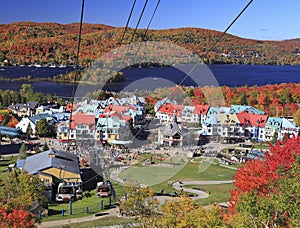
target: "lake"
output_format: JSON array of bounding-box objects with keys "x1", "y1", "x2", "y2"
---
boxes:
[{"x1": 0, "y1": 64, "x2": 299, "y2": 97}]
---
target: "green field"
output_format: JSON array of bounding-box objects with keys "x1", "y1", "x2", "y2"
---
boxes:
[
  {"x1": 119, "y1": 162, "x2": 186, "y2": 186},
  {"x1": 43, "y1": 181, "x2": 125, "y2": 222},
  {"x1": 52, "y1": 216, "x2": 136, "y2": 228},
  {"x1": 119, "y1": 159, "x2": 236, "y2": 199},
  {"x1": 0, "y1": 156, "x2": 18, "y2": 184},
  {"x1": 187, "y1": 184, "x2": 234, "y2": 206},
  {"x1": 0, "y1": 154, "x2": 237, "y2": 225}
]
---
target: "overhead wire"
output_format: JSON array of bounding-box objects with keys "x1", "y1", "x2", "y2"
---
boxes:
[
  {"x1": 177, "y1": 0, "x2": 254, "y2": 87},
  {"x1": 130, "y1": 0, "x2": 254, "y2": 142},
  {"x1": 95, "y1": 0, "x2": 152, "y2": 183},
  {"x1": 66, "y1": 0, "x2": 253, "y2": 187},
  {"x1": 66, "y1": 0, "x2": 85, "y2": 149}
]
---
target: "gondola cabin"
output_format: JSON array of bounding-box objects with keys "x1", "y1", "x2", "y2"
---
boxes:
[
  {"x1": 96, "y1": 181, "x2": 111, "y2": 198},
  {"x1": 56, "y1": 183, "x2": 76, "y2": 202}
]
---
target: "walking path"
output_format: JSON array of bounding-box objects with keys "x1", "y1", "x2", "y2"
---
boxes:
[
  {"x1": 37, "y1": 207, "x2": 119, "y2": 228},
  {"x1": 38, "y1": 154, "x2": 235, "y2": 227},
  {"x1": 172, "y1": 180, "x2": 234, "y2": 200}
]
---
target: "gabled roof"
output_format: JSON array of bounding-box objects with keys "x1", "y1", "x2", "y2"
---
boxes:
[
  {"x1": 159, "y1": 118, "x2": 185, "y2": 137},
  {"x1": 193, "y1": 104, "x2": 209, "y2": 115},
  {"x1": 8, "y1": 102, "x2": 39, "y2": 111},
  {"x1": 182, "y1": 106, "x2": 195, "y2": 115},
  {"x1": 230, "y1": 105, "x2": 265, "y2": 115},
  {"x1": 70, "y1": 113, "x2": 95, "y2": 129},
  {"x1": 66, "y1": 103, "x2": 78, "y2": 112},
  {"x1": 97, "y1": 116, "x2": 126, "y2": 129},
  {"x1": 249, "y1": 114, "x2": 268, "y2": 127},
  {"x1": 157, "y1": 103, "x2": 184, "y2": 116},
  {"x1": 28, "y1": 113, "x2": 52, "y2": 125},
  {"x1": 219, "y1": 113, "x2": 240, "y2": 125},
  {"x1": 266, "y1": 117, "x2": 282, "y2": 129},
  {"x1": 23, "y1": 149, "x2": 80, "y2": 177},
  {"x1": 104, "y1": 104, "x2": 130, "y2": 113},
  {"x1": 281, "y1": 118, "x2": 297, "y2": 129},
  {"x1": 154, "y1": 98, "x2": 172, "y2": 112},
  {"x1": 109, "y1": 112, "x2": 132, "y2": 123},
  {"x1": 206, "y1": 107, "x2": 230, "y2": 119},
  {"x1": 76, "y1": 104, "x2": 98, "y2": 114},
  {"x1": 99, "y1": 112, "x2": 132, "y2": 124},
  {"x1": 203, "y1": 113, "x2": 220, "y2": 126},
  {"x1": 236, "y1": 111, "x2": 268, "y2": 127}
]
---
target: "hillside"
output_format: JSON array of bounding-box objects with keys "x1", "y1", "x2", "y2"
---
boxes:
[{"x1": 0, "y1": 22, "x2": 300, "y2": 66}]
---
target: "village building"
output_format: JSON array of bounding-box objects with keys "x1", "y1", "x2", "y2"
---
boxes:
[
  {"x1": 22, "y1": 149, "x2": 82, "y2": 200},
  {"x1": 8, "y1": 102, "x2": 39, "y2": 117},
  {"x1": 16, "y1": 113, "x2": 54, "y2": 134},
  {"x1": 158, "y1": 115, "x2": 189, "y2": 146}
]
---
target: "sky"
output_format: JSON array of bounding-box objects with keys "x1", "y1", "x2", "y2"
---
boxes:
[{"x1": 0, "y1": 0, "x2": 299, "y2": 41}]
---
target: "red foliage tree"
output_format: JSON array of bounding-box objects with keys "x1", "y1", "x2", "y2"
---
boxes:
[
  {"x1": 0, "y1": 207, "x2": 35, "y2": 228},
  {"x1": 229, "y1": 137, "x2": 300, "y2": 214}
]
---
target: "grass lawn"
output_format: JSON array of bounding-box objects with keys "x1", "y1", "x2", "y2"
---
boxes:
[
  {"x1": 119, "y1": 162, "x2": 187, "y2": 186},
  {"x1": 170, "y1": 162, "x2": 236, "y2": 181},
  {"x1": 43, "y1": 190, "x2": 117, "y2": 222},
  {"x1": 53, "y1": 216, "x2": 136, "y2": 228},
  {"x1": 253, "y1": 143, "x2": 270, "y2": 150},
  {"x1": 43, "y1": 182, "x2": 125, "y2": 222},
  {"x1": 0, "y1": 155, "x2": 18, "y2": 182},
  {"x1": 188, "y1": 184, "x2": 234, "y2": 206},
  {"x1": 150, "y1": 162, "x2": 235, "y2": 195}
]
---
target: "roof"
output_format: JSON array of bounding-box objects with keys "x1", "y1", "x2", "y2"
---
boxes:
[
  {"x1": 249, "y1": 114, "x2": 268, "y2": 127},
  {"x1": 266, "y1": 117, "x2": 282, "y2": 129},
  {"x1": 157, "y1": 103, "x2": 185, "y2": 116},
  {"x1": 104, "y1": 104, "x2": 130, "y2": 113},
  {"x1": 97, "y1": 116, "x2": 126, "y2": 129},
  {"x1": 193, "y1": 104, "x2": 209, "y2": 115},
  {"x1": 66, "y1": 103, "x2": 78, "y2": 112},
  {"x1": 76, "y1": 104, "x2": 98, "y2": 114},
  {"x1": 203, "y1": 113, "x2": 220, "y2": 126},
  {"x1": 23, "y1": 149, "x2": 80, "y2": 177},
  {"x1": 0, "y1": 126, "x2": 22, "y2": 136},
  {"x1": 16, "y1": 159, "x2": 25, "y2": 169},
  {"x1": 236, "y1": 112, "x2": 268, "y2": 127},
  {"x1": 182, "y1": 106, "x2": 195, "y2": 115},
  {"x1": 230, "y1": 105, "x2": 265, "y2": 115},
  {"x1": 281, "y1": 118, "x2": 298, "y2": 130},
  {"x1": 70, "y1": 113, "x2": 95, "y2": 129},
  {"x1": 159, "y1": 117, "x2": 187, "y2": 137},
  {"x1": 219, "y1": 113, "x2": 240, "y2": 125},
  {"x1": 109, "y1": 140, "x2": 133, "y2": 145},
  {"x1": 206, "y1": 107, "x2": 230, "y2": 120},
  {"x1": 28, "y1": 113, "x2": 52, "y2": 125},
  {"x1": 154, "y1": 98, "x2": 172, "y2": 112},
  {"x1": 8, "y1": 102, "x2": 38, "y2": 111}
]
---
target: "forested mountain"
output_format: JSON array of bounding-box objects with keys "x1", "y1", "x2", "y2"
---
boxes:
[{"x1": 0, "y1": 22, "x2": 300, "y2": 66}]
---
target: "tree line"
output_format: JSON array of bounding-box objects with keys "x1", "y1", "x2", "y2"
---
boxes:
[{"x1": 1, "y1": 22, "x2": 300, "y2": 67}]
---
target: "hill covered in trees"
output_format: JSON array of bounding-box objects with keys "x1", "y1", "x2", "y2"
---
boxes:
[{"x1": 1, "y1": 22, "x2": 300, "y2": 67}]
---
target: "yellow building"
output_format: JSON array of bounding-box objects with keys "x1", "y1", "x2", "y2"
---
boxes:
[{"x1": 23, "y1": 149, "x2": 82, "y2": 200}]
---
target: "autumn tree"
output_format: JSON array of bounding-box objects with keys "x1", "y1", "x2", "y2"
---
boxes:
[
  {"x1": 0, "y1": 171, "x2": 47, "y2": 213},
  {"x1": 119, "y1": 181, "x2": 159, "y2": 224},
  {"x1": 293, "y1": 107, "x2": 300, "y2": 126},
  {"x1": 0, "y1": 207, "x2": 36, "y2": 228},
  {"x1": 228, "y1": 137, "x2": 300, "y2": 226},
  {"x1": 230, "y1": 156, "x2": 300, "y2": 227},
  {"x1": 154, "y1": 195, "x2": 226, "y2": 228}
]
